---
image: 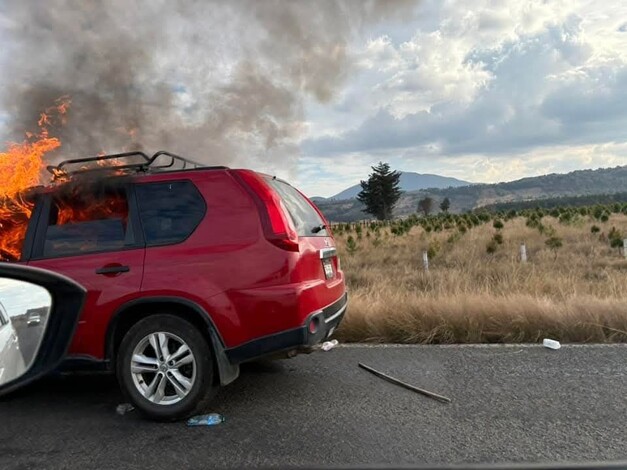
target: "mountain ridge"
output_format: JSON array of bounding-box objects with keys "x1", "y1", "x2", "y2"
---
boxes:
[
  {"x1": 313, "y1": 165, "x2": 627, "y2": 222},
  {"x1": 316, "y1": 171, "x2": 471, "y2": 201}
]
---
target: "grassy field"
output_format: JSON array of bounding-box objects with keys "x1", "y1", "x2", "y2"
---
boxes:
[{"x1": 333, "y1": 211, "x2": 627, "y2": 344}]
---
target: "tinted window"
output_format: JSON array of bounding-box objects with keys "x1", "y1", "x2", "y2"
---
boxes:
[
  {"x1": 135, "y1": 181, "x2": 205, "y2": 246},
  {"x1": 43, "y1": 186, "x2": 133, "y2": 258},
  {"x1": 266, "y1": 178, "x2": 327, "y2": 237},
  {"x1": 0, "y1": 303, "x2": 7, "y2": 327}
]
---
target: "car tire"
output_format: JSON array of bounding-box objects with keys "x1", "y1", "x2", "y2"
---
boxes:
[{"x1": 116, "y1": 314, "x2": 217, "y2": 421}]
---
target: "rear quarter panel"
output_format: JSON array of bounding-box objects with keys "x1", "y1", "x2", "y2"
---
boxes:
[
  {"x1": 138, "y1": 171, "x2": 282, "y2": 346},
  {"x1": 137, "y1": 170, "x2": 345, "y2": 349}
]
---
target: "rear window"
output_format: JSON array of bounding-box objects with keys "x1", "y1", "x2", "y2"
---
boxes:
[{"x1": 266, "y1": 178, "x2": 328, "y2": 237}]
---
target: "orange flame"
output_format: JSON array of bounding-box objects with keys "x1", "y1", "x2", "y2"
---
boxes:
[{"x1": 0, "y1": 96, "x2": 70, "y2": 261}]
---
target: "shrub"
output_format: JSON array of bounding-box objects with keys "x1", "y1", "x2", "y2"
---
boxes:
[
  {"x1": 591, "y1": 225, "x2": 601, "y2": 234},
  {"x1": 545, "y1": 236, "x2": 563, "y2": 260},
  {"x1": 526, "y1": 215, "x2": 540, "y2": 228},
  {"x1": 493, "y1": 233, "x2": 504, "y2": 245},
  {"x1": 447, "y1": 232, "x2": 461, "y2": 244},
  {"x1": 427, "y1": 240, "x2": 441, "y2": 259},
  {"x1": 346, "y1": 236, "x2": 358, "y2": 254},
  {"x1": 558, "y1": 212, "x2": 572, "y2": 224},
  {"x1": 610, "y1": 237, "x2": 623, "y2": 250},
  {"x1": 608, "y1": 227, "x2": 623, "y2": 251},
  {"x1": 486, "y1": 239, "x2": 498, "y2": 254},
  {"x1": 493, "y1": 219, "x2": 504, "y2": 230}
]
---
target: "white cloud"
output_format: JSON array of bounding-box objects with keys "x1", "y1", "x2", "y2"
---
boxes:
[{"x1": 301, "y1": 0, "x2": 627, "y2": 196}]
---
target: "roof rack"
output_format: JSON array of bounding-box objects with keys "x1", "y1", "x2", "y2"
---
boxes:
[{"x1": 46, "y1": 150, "x2": 225, "y2": 179}]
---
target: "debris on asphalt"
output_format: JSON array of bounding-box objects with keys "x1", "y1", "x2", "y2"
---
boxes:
[
  {"x1": 115, "y1": 403, "x2": 135, "y2": 415},
  {"x1": 358, "y1": 362, "x2": 451, "y2": 404},
  {"x1": 542, "y1": 338, "x2": 561, "y2": 350},
  {"x1": 321, "y1": 339, "x2": 339, "y2": 351},
  {"x1": 187, "y1": 413, "x2": 225, "y2": 427}
]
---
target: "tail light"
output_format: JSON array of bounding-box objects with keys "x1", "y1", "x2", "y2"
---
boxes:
[{"x1": 232, "y1": 170, "x2": 299, "y2": 252}]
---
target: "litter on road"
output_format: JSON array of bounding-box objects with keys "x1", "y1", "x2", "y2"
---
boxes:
[
  {"x1": 187, "y1": 413, "x2": 225, "y2": 427},
  {"x1": 358, "y1": 362, "x2": 451, "y2": 404},
  {"x1": 543, "y1": 338, "x2": 561, "y2": 350},
  {"x1": 115, "y1": 403, "x2": 135, "y2": 415},
  {"x1": 321, "y1": 339, "x2": 339, "y2": 351}
]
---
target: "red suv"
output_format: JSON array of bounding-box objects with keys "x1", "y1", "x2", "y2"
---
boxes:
[{"x1": 7, "y1": 151, "x2": 346, "y2": 420}]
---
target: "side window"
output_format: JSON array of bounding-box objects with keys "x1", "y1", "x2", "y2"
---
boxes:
[
  {"x1": 42, "y1": 185, "x2": 134, "y2": 258},
  {"x1": 0, "y1": 195, "x2": 35, "y2": 263},
  {"x1": 135, "y1": 181, "x2": 205, "y2": 246}
]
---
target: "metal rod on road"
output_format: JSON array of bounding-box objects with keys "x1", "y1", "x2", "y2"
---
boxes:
[{"x1": 358, "y1": 362, "x2": 451, "y2": 404}]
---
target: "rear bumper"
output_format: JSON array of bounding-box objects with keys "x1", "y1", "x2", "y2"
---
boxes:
[{"x1": 225, "y1": 292, "x2": 347, "y2": 364}]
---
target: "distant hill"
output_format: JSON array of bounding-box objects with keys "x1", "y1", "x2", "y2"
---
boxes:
[
  {"x1": 314, "y1": 165, "x2": 627, "y2": 222},
  {"x1": 480, "y1": 192, "x2": 627, "y2": 212},
  {"x1": 320, "y1": 172, "x2": 471, "y2": 201}
]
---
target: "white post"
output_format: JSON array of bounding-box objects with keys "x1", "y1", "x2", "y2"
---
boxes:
[
  {"x1": 520, "y1": 243, "x2": 528, "y2": 263},
  {"x1": 422, "y1": 250, "x2": 429, "y2": 272},
  {"x1": 623, "y1": 239, "x2": 627, "y2": 259}
]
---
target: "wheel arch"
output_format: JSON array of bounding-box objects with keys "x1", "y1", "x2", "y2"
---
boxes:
[{"x1": 106, "y1": 296, "x2": 239, "y2": 386}]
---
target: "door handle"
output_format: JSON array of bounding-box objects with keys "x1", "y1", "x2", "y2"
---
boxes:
[{"x1": 95, "y1": 265, "x2": 130, "y2": 275}]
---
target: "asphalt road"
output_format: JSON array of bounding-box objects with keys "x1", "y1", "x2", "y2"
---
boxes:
[
  {"x1": 1, "y1": 344, "x2": 627, "y2": 469},
  {"x1": 14, "y1": 322, "x2": 44, "y2": 367}
]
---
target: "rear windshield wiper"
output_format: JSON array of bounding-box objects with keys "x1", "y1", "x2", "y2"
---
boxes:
[{"x1": 311, "y1": 224, "x2": 327, "y2": 234}]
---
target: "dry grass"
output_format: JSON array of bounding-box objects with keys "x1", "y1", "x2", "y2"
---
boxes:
[{"x1": 334, "y1": 215, "x2": 627, "y2": 343}]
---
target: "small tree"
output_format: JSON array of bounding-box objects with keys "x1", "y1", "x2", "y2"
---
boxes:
[
  {"x1": 418, "y1": 197, "x2": 434, "y2": 216},
  {"x1": 440, "y1": 197, "x2": 451, "y2": 213},
  {"x1": 346, "y1": 235, "x2": 358, "y2": 254},
  {"x1": 427, "y1": 240, "x2": 441, "y2": 259},
  {"x1": 592, "y1": 206, "x2": 604, "y2": 220},
  {"x1": 608, "y1": 227, "x2": 623, "y2": 252},
  {"x1": 545, "y1": 236, "x2": 563, "y2": 260},
  {"x1": 357, "y1": 162, "x2": 402, "y2": 220}
]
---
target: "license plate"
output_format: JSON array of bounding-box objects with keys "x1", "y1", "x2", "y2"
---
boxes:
[{"x1": 322, "y1": 258, "x2": 334, "y2": 279}]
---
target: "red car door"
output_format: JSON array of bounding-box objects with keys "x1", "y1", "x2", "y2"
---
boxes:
[{"x1": 27, "y1": 181, "x2": 145, "y2": 360}]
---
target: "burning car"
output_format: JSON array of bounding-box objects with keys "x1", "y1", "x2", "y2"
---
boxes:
[{"x1": 0, "y1": 149, "x2": 347, "y2": 421}]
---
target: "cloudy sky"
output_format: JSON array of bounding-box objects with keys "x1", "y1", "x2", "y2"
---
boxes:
[
  {"x1": 296, "y1": 0, "x2": 627, "y2": 197},
  {"x1": 1, "y1": 1, "x2": 626, "y2": 198}
]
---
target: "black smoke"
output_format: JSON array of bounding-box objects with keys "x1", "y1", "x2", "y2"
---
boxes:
[{"x1": 0, "y1": 0, "x2": 418, "y2": 173}]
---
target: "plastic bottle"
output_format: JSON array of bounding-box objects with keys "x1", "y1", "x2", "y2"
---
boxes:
[
  {"x1": 542, "y1": 338, "x2": 561, "y2": 350},
  {"x1": 187, "y1": 413, "x2": 225, "y2": 426}
]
